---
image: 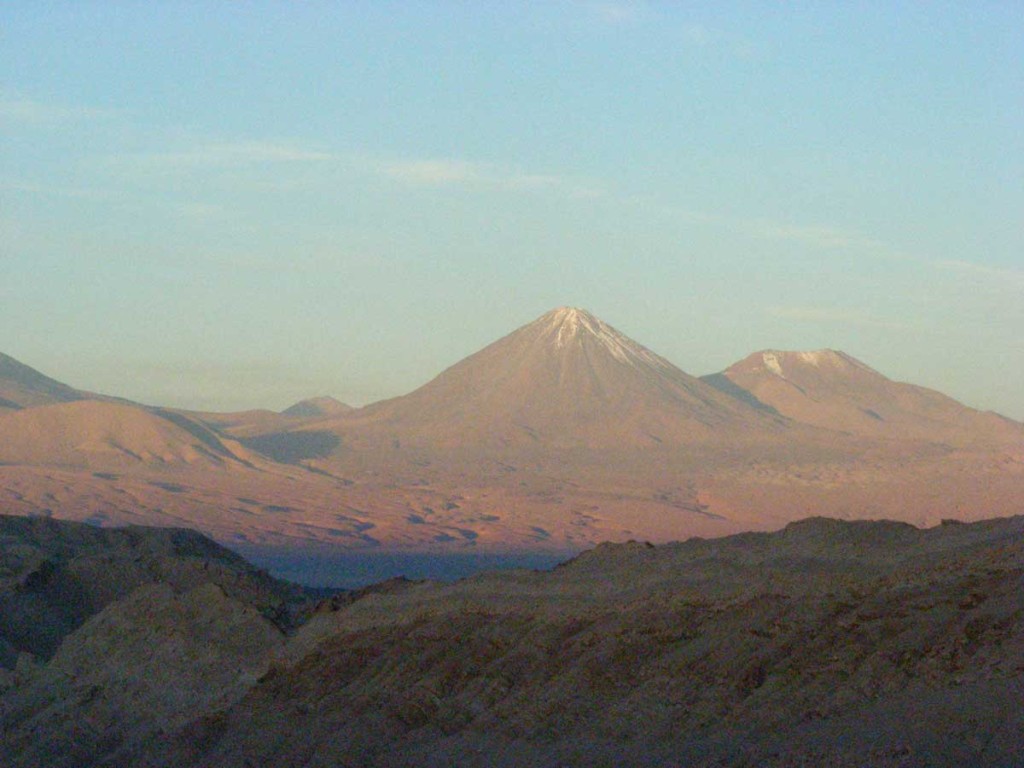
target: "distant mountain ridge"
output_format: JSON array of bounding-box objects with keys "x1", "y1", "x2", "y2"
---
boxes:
[
  {"x1": 3, "y1": 315, "x2": 1019, "y2": 451},
  {"x1": 281, "y1": 396, "x2": 352, "y2": 419},
  {"x1": 0, "y1": 310, "x2": 1021, "y2": 574},
  {"x1": 330, "y1": 307, "x2": 788, "y2": 450},
  {"x1": 706, "y1": 348, "x2": 1023, "y2": 444}
]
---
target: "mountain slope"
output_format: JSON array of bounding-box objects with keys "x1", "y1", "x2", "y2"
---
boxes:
[
  {"x1": 707, "y1": 349, "x2": 1023, "y2": 444},
  {"x1": 0, "y1": 401, "x2": 261, "y2": 469},
  {"x1": 335, "y1": 307, "x2": 786, "y2": 450},
  {"x1": 0, "y1": 353, "x2": 84, "y2": 410}
]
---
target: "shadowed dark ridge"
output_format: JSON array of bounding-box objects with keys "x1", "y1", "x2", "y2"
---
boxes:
[
  {"x1": 700, "y1": 372, "x2": 782, "y2": 415},
  {"x1": 240, "y1": 430, "x2": 340, "y2": 463},
  {"x1": 150, "y1": 408, "x2": 245, "y2": 462},
  {"x1": 0, "y1": 514, "x2": 310, "y2": 668}
]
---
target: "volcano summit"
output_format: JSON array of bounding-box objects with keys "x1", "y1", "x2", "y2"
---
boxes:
[{"x1": 339, "y1": 306, "x2": 787, "y2": 450}]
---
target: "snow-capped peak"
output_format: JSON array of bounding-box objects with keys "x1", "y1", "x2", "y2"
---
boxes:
[
  {"x1": 762, "y1": 352, "x2": 785, "y2": 377},
  {"x1": 535, "y1": 307, "x2": 673, "y2": 371},
  {"x1": 549, "y1": 307, "x2": 590, "y2": 346},
  {"x1": 756, "y1": 349, "x2": 878, "y2": 378}
]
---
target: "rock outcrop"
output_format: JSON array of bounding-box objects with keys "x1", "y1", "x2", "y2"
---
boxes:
[{"x1": 0, "y1": 514, "x2": 307, "y2": 669}]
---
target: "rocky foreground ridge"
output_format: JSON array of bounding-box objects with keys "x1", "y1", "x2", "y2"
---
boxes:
[
  {"x1": 0, "y1": 514, "x2": 310, "y2": 669},
  {"x1": 2, "y1": 514, "x2": 1023, "y2": 766}
]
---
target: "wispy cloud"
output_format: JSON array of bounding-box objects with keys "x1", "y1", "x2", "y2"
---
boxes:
[
  {"x1": 677, "y1": 22, "x2": 762, "y2": 59},
  {"x1": 681, "y1": 23, "x2": 712, "y2": 47},
  {"x1": 0, "y1": 180, "x2": 120, "y2": 202},
  {"x1": 650, "y1": 201, "x2": 908, "y2": 257},
  {"x1": 589, "y1": 2, "x2": 644, "y2": 24},
  {"x1": 382, "y1": 159, "x2": 480, "y2": 185},
  {"x1": 0, "y1": 96, "x2": 112, "y2": 125},
  {"x1": 937, "y1": 260, "x2": 1024, "y2": 291},
  {"x1": 754, "y1": 222, "x2": 869, "y2": 250},
  {"x1": 381, "y1": 157, "x2": 603, "y2": 199},
  {"x1": 768, "y1": 306, "x2": 909, "y2": 330},
  {"x1": 175, "y1": 202, "x2": 229, "y2": 221},
  {"x1": 750, "y1": 220, "x2": 917, "y2": 260},
  {"x1": 105, "y1": 140, "x2": 335, "y2": 174}
]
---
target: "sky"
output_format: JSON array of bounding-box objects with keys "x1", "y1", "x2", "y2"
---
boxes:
[{"x1": 2, "y1": 2, "x2": 1022, "y2": 418}]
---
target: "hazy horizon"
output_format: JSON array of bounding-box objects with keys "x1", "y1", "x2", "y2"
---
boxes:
[{"x1": 3, "y1": 3, "x2": 1021, "y2": 418}]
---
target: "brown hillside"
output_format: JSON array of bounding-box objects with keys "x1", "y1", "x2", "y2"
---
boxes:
[{"x1": 0, "y1": 401, "x2": 258, "y2": 469}]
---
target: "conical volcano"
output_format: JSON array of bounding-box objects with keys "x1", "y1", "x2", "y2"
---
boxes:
[{"x1": 350, "y1": 307, "x2": 785, "y2": 449}]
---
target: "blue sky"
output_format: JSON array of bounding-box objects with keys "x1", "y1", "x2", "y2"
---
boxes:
[{"x1": 2, "y1": 2, "x2": 1022, "y2": 417}]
